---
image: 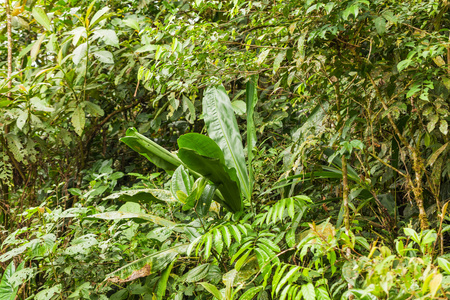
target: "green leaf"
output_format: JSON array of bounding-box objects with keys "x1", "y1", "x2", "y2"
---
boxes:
[
  {"x1": 198, "y1": 282, "x2": 224, "y2": 300},
  {"x1": 135, "y1": 44, "x2": 158, "y2": 53},
  {"x1": 213, "y1": 229, "x2": 223, "y2": 255},
  {"x1": 397, "y1": 59, "x2": 412, "y2": 72},
  {"x1": 72, "y1": 42, "x2": 87, "y2": 65},
  {"x1": 156, "y1": 260, "x2": 175, "y2": 300},
  {"x1": 71, "y1": 106, "x2": 85, "y2": 136},
  {"x1": 184, "y1": 264, "x2": 210, "y2": 283},
  {"x1": 246, "y1": 75, "x2": 258, "y2": 200},
  {"x1": 343, "y1": 4, "x2": 359, "y2": 20},
  {"x1": 30, "y1": 34, "x2": 45, "y2": 62},
  {"x1": 196, "y1": 184, "x2": 216, "y2": 216},
  {"x1": 121, "y1": 127, "x2": 182, "y2": 173},
  {"x1": 93, "y1": 50, "x2": 114, "y2": 64},
  {"x1": 177, "y1": 133, "x2": 242, "y2": 212},
  {"x1": 235, "y1": 249, "x2": 253, "y2": 271},
  {"x1": 35, "y1": 284, "x2": 61, "y2": 300},
  {"x1": 16, "y1": 110, "x2": 27, "y2": 131},
  {"x1": 203, "y1": 86, "x2": 249, "y2": 201},
  {"x1": 273, "y1": 51, "x2": 286, "y2": 73},
  {"x1": 427, "y1": 143, "x2": 448, "y2": 167},
  {"x1": 0, "y1": 261, "x2": 23, "y2": 300},
  {"x1": 437, "y1": 257, "x2": 450, "y2": 274},
  {"x1": 221, "y1": 226, "x2": 232, "y2": 248},
  {"x1": 93, "y1": 29, "x2": 119, "y2": 47},
  {"x1": 239, "y1": 286, "x2": 263, "y2": 300},
  {"x1": 440, "y1": 120, "x2": 448, "y2": 135},
  {"x1": 301, "y1": 283, "x2": 315, "y2": 300},
  {"x1": 89, "y1": 211, "x2": 178, "y2": 228},
  {"x1": 404, "y1": 228, "x2": 420, "y2": 244},
  {"x1": 256, "y1": 49, "x2": 270, "y2": 66},
  {"x1": 32, "y1": 7, "x2": 51, "y2": 31},
  {"x1": 104, "y1": 188, "x2": 177, "y2": 204},
  {"x1": 107, "y1": 244, "x2": 187, "y2": 283},
  {"x1": 276, "y1": 266, "x2": 301, "y2": 295},
  {"x1": 84, "y1": 101, "x2": 104, "y2": 116},
  {"x1": 231, "y1": 100, "x2": 246, "y2": 115},
  {"x1": 374, "y1": 17, "x2": 386, "y2": 34},
  {"x1": 123, "y1": 15, "x2": 140, "y2": 31},
  {"x1": 171, "y1": 165, "x2": 193, "y2": 203},
  {"x1": 90, "y1": 7, "x2": 110, "y2": 28},
  {"x1": 315, "y1": 286, "x2": 331, "y2": 300}
]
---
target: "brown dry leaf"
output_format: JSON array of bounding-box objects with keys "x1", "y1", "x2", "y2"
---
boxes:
[{"x1": 108, "y1": 264, "x2": 152, "y2": 284}]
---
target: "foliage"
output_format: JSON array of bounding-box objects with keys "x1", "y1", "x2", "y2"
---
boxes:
[{"x1": 1, "y1": 0, "x2": 450, "y2": 298}]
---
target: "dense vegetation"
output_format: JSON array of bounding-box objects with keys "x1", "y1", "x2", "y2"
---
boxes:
[{"x1": 1, "y1": 0, "x2": 449, "y2": 299}]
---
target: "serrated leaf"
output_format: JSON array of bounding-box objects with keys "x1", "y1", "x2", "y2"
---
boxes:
[
  {"x1": 32, "y1": 7, "x2": 51, "y2": 31},
  {"x1": 374, "y1": 17, "x2": 386, "y2": 34},
  {"x1": 71, "y1": 106, "x2": 85, "y2": 136}
]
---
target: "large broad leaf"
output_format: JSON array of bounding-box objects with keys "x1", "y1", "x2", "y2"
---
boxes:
[
  {"x1": 88, "y1": 211, "x2": 178, "y2": 229},
  {"x1": 103, "y1": 189, "x2": 177, "y2": 204},
  {"x1": 177, "y1": 133, "x2": 242, "y2": 212},
  {"x1": 203, "y1": 86, "x2": 250, "y2": 199},
  {"x1": 0, "y1": 261, "x2": 23, "y2": 300},
  {"x1": 106, "y1": 244, "x2": 187, "y2": 283},
  {"x1": 121, "y1": 127, "x2": 182, "y2": 173}
]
